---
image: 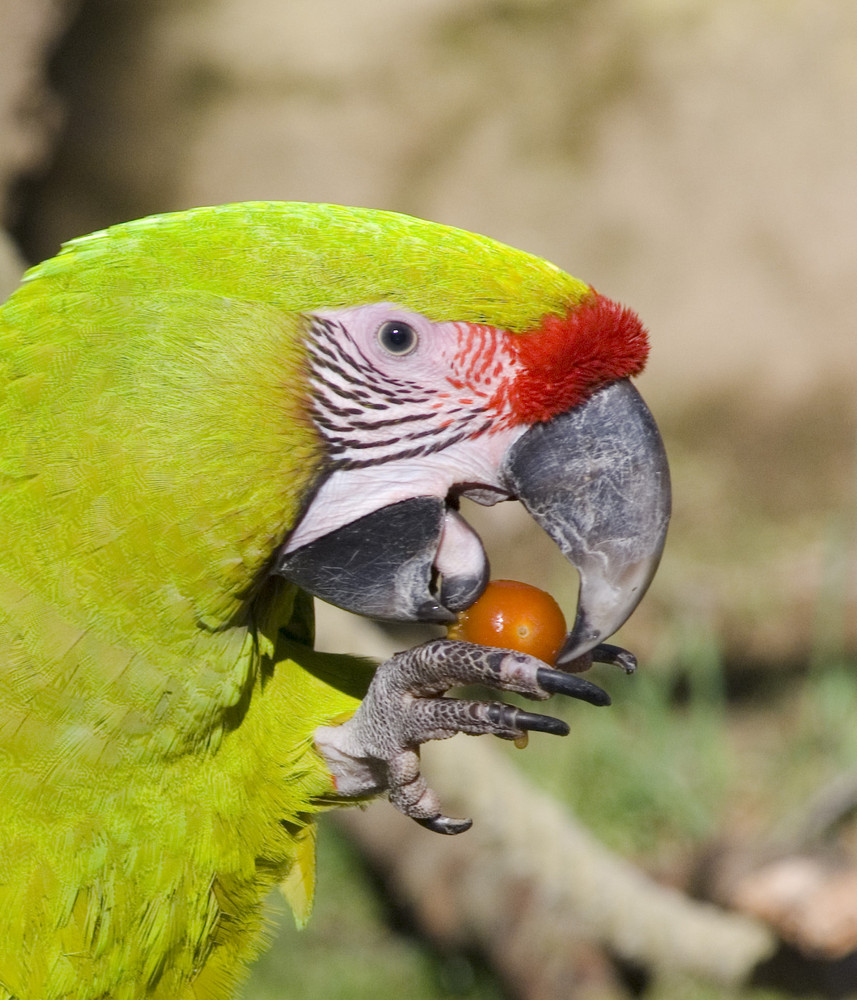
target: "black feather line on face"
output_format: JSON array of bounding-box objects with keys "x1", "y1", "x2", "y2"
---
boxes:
[{"x1": 305, "y1": 315, "x2": 495, "y2": 471}]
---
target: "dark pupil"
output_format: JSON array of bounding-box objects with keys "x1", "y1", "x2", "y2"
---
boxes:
[{"x1": 379, "y1": 321, "x2": 416, "y2": 354}]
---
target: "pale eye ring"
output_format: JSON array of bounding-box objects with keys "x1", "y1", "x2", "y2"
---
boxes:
[{"x1": 377, "y1": 320, "x2": 419, "y2": 356}]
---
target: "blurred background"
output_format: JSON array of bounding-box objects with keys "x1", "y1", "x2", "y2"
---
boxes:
[{"x1": 2, "y1": 1, "x2": 857, "y2": 997}]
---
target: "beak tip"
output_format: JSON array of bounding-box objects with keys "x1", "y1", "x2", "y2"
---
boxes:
[
  {"x1": 556, "y1": 546, "x2": 665, "y2": 665},
  {"x1": 416, "y1": 601, "x2": 457, "y2": 625}
]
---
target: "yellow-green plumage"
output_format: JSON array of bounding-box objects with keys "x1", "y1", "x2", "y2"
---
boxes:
[{"x1": 0, "y1": 202, "x2": 590, "y2": 998}]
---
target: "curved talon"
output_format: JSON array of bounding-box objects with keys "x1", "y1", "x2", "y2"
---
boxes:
[
  {"x1": 415, "y1": 814, "x2": 473, "y2": 836},
  {"x1": 488, "y1": 703, "x2": 570, "y2": 737},
  {"x1": 591, "y1": 642, "x2": 637, "y2": 674},
  {"x1": 558, "y1": 642, "x2": 637, "y2": 677},
  {"x1": 536, "y1": 667, "x2": 611, "y2": 707}
]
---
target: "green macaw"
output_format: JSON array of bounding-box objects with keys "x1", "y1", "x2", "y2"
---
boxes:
[{"x1": 0, "y1": 202, "x2": 670, "y2": 998}]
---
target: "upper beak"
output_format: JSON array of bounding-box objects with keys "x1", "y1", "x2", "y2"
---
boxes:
[{"x1": 500, "y1": 378, "x2": 671, "y2": 666}]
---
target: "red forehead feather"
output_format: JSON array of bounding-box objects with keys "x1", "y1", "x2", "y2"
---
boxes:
[{"x1": 505, "y1": 292, "x2": 649, "y2": 424}]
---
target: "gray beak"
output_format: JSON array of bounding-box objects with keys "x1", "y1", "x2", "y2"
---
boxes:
[
  {"x1": 276, "y1": 378, "x2": 669, "y2": 650},
  {"x1": 500, "y1": 378, "x2": 670, "y2": 665},
  {"x1": 275, "y1": 497, "x2": 489, "y2": 624}
]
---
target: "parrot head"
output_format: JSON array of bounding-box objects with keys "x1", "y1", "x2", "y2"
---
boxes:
[
  {"x1": 267, "y1": 207, "x2": 671, "y2": 665},
  {"x1": 14, "y1": 201, "x2": 669, "y2": 667}
]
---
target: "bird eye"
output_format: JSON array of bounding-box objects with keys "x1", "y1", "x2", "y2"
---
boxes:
[{"x1": 377, "y1": 320, "x2": 418, "y2": 356}]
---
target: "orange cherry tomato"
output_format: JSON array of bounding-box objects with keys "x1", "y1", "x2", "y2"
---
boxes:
[{"x1": 448, "y1": 579, "x2": 568, "y2": 665}]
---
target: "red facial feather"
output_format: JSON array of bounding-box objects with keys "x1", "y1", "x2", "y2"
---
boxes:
[{"x1": 503, "y1": 292, "x2": 649, "y2": 425}]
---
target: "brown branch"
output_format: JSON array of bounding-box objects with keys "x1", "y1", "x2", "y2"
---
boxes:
[{"x1": 334, "y1": 736, "x2": 776, "y2": 997}]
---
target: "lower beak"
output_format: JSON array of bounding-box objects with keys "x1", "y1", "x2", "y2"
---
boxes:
[
  {"x1": 275, "y1": 497, "x2": 488, "y2": 624},
  {"x1": 500, "y1": 378, "x2": 671, "y2": 666}
]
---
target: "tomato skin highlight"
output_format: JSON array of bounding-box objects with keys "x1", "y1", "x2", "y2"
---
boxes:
[{"x1": 448, "y1": 579, "x2": 568, "y2": 666}]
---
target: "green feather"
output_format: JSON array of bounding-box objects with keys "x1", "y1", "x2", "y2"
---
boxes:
[
  {"x1": 22, "y1": 201, "x2": 589, "y2": 330},
  {"x1": 0, "y1": 202, "x2": 590, "y2": 998}
]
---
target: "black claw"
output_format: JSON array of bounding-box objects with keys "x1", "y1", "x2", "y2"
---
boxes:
[
  {"x1": 536, "y1": 667, "x2": 612, "y2": 707},
  {"x1": 591, "y1": 643, "x2": 637, "y2": 674},
  {"x1": 509, "y1": 708, "x2": 571, "y2": 736},
  {"x1": 414, "y1": 814, "x2": 473, "y2": 835}
]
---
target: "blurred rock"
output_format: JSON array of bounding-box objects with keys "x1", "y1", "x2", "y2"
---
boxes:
[{"x1": 732, "y1": 856, "x2": 857, "y2": 960}]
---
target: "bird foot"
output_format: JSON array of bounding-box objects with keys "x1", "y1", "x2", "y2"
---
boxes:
[{"x1": 314, "y1": 638, "x2": 612, "y2": 833}]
